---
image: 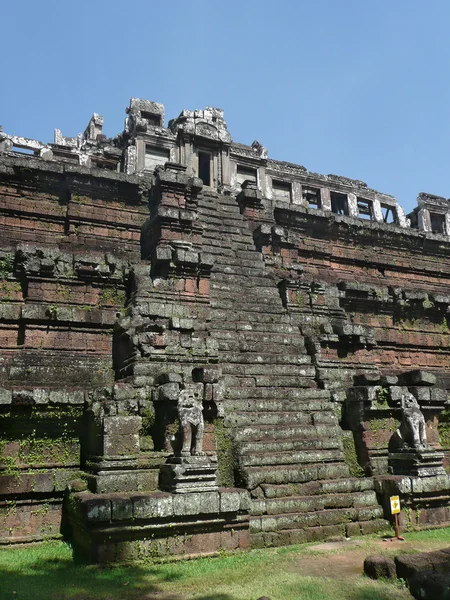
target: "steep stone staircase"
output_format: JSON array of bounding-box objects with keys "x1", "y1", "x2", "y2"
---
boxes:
[{"x1": 198, "y1": 190, "x2": 388, "y2": 544}]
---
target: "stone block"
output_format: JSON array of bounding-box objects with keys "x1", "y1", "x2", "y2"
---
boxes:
[
  {"x1": 364, "y1": 555, "x2": 396, "y2": 580},
  {"x1": 132, "y1": 493, "x2": 173, "y2": 519},
  {"x1": 374, "y1": 476, "x2": 412, "y2": 495},
  {"x1": 395, "y1": 553, "x2": 436, "y2": 580},
  {"x1": 430, "y1": 388, "x2": 449, "y2": 404},
  {"x1": 154, "y1": 246, "x2": 173, "y2": 262},
  {"x1": 104, "y1": 433, "x2": 140, "y2": 456},
  {"x1": 354, "y1": 373, "x2": 381, "y2": 386},
  {"x1": 380, "y1": 375, "x2": 399, "y2": 386},
  {"x1": 409, "y1": 387, "x2": 431, "y2": 402},
  {"x1": 219, "y1": 489, "x2": 241, "y2": 513},
  {"x1": 158, "y1": 382, "x2": 179, "y2": 401},
  {"x1": 113, "y1": 383, "x2": 136, "y2": 401},
  {"x1": 111, "y1": 495, "x2": 133, "y2": 521},
  {"x1": 389, "y1": 386, "x2": 409, "y2": 403},
  {"x1": 173, "y1": 492, "x2": 219, "y2": 516},
  {"x1": 49, "y1": 390, "x2": 70, "y2": 404},
  {"x1": 0, "y1": 388, "x2": 12, "y2": 405},
  {"x1": 346, "y1": 522, "x2": 361, "y2": 537},
  {"x1": 360, "y1": 519, "x2": 389, "y2": 535},
  {"x1": 407, "y1": 371, "x2": 437, "y2": 387},
  {"x1": 81, "y1": 495, "x2": 112, "y2": 522},
  {"x1": 409, "y1": 572, "x2": 450, "y2": 600},
  {"x1": 103, "y1": 416, "x2": 142, "y2": 436}
]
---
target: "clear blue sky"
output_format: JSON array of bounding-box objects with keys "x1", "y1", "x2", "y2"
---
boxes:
[{"x1": 1, "y1": 0, "x2": 449, "y2": 214}]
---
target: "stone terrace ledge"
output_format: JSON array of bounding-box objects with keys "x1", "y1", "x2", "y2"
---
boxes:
[{"x1": 65, "y1": 488, "x2": 250, "y2": 564}]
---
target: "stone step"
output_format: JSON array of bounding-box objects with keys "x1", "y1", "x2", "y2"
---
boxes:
[
  {"x1": 244, "y1": 462, "x2": 350, "y2": 489},
  {"x1": 234, "y1": 423, "x2": 334, "y2": 442},
  {"x1": 212, "y1": 262, "x2": 268, "y2": 275},
  {"x1": 251, "y1": 505, "x2": 385, "y2": 533},
  {"x1": 251, "y1": 374, "x2": 316, "y2": 388},
  {"x1": 220, "y1": 353, "x2": 309, "y2": 365},
  {"x1": 239, "y1": 437, "x2": 341, "y2": 455},
  {"x1": 211, "y1": 311, "x2": 293, "y2": 325},
  {"x1": 251, "y1": 519, "x2": 390, "y2": 547},
  {"x1": 224, "y1": 375, "x2": 316, "y2": 390},
  {"x1": 217, "y1": 340, "x2": 311, "y2": 356},
  {"x1": 225, "y1": 386, "x2": 323, "y2": 401},
  {"x1": 229, "y1": 411, "x2": 337, "y2": 427},
  {"x1": 219, "y1": 342, "x2": 312, "y2": 356},
  {"x1": 241, "y1": 449, "x2": 341, "y2": 468},
  {"x1": 210, "y1": 273, "x2": 276, "y2": 288},
  {"x1": 211, "y1": 331, "x2": 306, "y2": 348},
  {"x1": 226, "y1": 398, "x2": 334, "y2": 413},
  {"x1": 220, "y1": 356, "x2": 312, "y2": 371},
  {"x1": 260, "y1": 478, "x2": 375, "y2": 499},
  {"x1": 239, "y1": 362, "x2": 318, "y2": 376},
  {"x1": 252, "y1": 490, "x2": 379, "y2": 516},
  {"x1": 210, "y1": 291, "x2": 282, "y2": 306},
  {"x1": 211, "y1": 279, "x2": 279, "y2": 292}
]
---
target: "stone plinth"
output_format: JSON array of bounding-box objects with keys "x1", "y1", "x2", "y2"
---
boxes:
[
  {"x1": 375, "y1": 474, "x2": 450, "y2": 529},
  {"x1": 159, "y1": 456, "x2": 218, "y2": 493},
  {"x1": 64, "y1": 487, "x2": 250, "y2": 564},
  {"x1": 389, "y1": 447, "x2": 446, "y2": 478}
]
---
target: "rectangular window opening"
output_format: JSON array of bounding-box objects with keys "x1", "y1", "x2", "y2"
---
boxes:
[
  {"x1": 92, "y1": 159, "x2": 118, "y2": 171},
  {"x1": 381, "y1": 204, "x2": 396, "y2": 224},
  {"x1": 357, "y1": 198, "x2": 373, "y2": 220},
  {"x1": 330, "y1": 192, "x2": 348, "y2": 215},
  {"x1": 430, "y1": 212, "x2": 446, "y2": 234},
  {"x1": 303, "y1": 187, "x2": 321, "y2": 209},
  {"x1": 52, "y1": 152, "x2": 79, "y2": 165},
  {"x1": 198, "y1": 151, "x2": 211, "y2": 186},
  {"x1": 236, "y1": 165, "x2": 257, "y2": 187},
  {"x1": 141, "y1": 111, "x2": 160, "y2": 126},
  {"x1": 272, "y1": 180, "x2": 291, "y2": 202},
  {"x1": 12, "y1": 146, "x2": 35, "y2": 155}
]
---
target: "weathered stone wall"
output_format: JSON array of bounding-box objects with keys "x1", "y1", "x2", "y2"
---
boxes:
[
  {"x1": 0, "y1": 157, "x2": 148, "y2": 542},
  {"x1": 1, "y1": 100, "x2": 450, "y2": 555}
]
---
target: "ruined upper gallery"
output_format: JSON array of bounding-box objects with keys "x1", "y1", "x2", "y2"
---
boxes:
[{"x1": 1, "y1": 97, "x2": 449, "y2": 236}]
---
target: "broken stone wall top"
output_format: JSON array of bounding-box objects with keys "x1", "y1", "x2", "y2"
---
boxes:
[{"x1": 1, "y1": 97, "x2": 450, "y2": 236}]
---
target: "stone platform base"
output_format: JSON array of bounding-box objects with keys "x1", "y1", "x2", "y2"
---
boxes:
[
  {"x1": 63, "y1": 488, "x2": 250, "y2": 564},
  {"x1": 389, "y1": 448, "x2": 446, "y2": 478},
  {"x1": 375, "y1": 474, "x2": 450, "y2": 529}
]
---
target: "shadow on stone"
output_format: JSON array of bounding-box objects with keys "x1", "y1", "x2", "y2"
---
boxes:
[
  {"x1": 363, "y1": 555, "x2": 396, "y2": 580},
  {"x1": 409, "y1": 571, "x2": 450, "y2": 600}
]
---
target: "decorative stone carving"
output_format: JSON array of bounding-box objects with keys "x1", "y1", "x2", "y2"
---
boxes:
[
  {"x1": 394, "y1": 393, "x2": 428, "y2": 450},
  {"x1": 251, "y1": 140, "x2": 268, "y2": 159},
  {"x1": 177, "y1": 387, "x2": 205, "y2": 457}
]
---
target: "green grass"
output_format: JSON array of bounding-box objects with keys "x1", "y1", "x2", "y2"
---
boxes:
[{"x1": 2, "y1": 529, "x2": 450, "y2": 600}]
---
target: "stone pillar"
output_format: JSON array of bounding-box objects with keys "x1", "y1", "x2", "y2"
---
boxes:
[
  {"x1": 125, "y1": 145, "x2": 137, "y2": 175},
  {"x1": 320, "y1": 188, "x2": 331, "y2": 211},
  {"x1": 372, "y1": 198, "x2": 383, "y2": 223},
  {"x1": 418, "y1": 208, "x2": 431, "y2": 232},
  {"x1": 445, "y1": 213, "x2": 450, "y2": 236},
  {"x1": 291, "y1": 181, "x2": 303, "y2": 206},
  {"x1": 396, "y1": 204, "x2": 409, "y2": 228},
  {"x1": 347, "y1": 192, "x2": 359, "y2": 218},
  {"x1": 220, "y1": 147, "x2": 231, "y2": 186}
]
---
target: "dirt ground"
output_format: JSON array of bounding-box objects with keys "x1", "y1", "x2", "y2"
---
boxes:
[
  {"x1": 286, "y1": 536, "x2": 450, "y2": 579},
  {"x1": 142, "y1": 535, "x2": 450, "y2": 600}
]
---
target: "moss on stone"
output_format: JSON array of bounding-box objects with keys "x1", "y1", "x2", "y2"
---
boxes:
[
  {"x1": 439, "y1": 408, "x2": 450, "y2": 449},
  {"x1": 213, "y1": 419, "x2": 239, "y2": 488},
  {"x1": 97, "y1": 287, "x2": 126, "y2": 308},
  {"x1": 0, "y1": 254, "x2": 14, "y2": 279},
  {"x1": 342, "y1": 431, "x2": 365, "y2": 478}
]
